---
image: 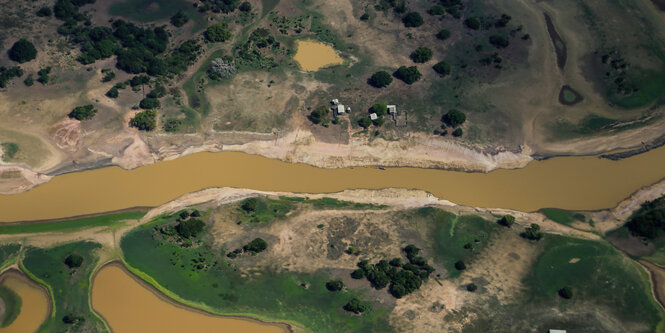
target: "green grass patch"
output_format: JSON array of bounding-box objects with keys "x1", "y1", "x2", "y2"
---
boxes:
[
  {"x1": 0, "y1": 212, "x2": 144, "y2": 235},
  {"x1": 1, "y1": 142, "x2": 18, "y2": 161},
  {"x1": 541, "y1": 208, "x2": 585, "y2": 225},
  {"x1": 121, "y1": 220, "x2": 394, "y2": 332},
  {"x1": 22, "y1": 242, "x2": 108, "y2": 332},
  {"x1": 609, "y1": 70, "x2": 665, "y2": 110},
  {"x1": 524, "y1": 236, "x2": 662, "y2": 330},
  {"x1": 0, "y1": 284, "x2": 21, "y2": 328},
  {"x1": 0, "y1": 244, "x2": 21, "y2": 267},
  {"x1": 261, "y1": 0, "x2": 281, "y2": 16},
  {"x1": 415, "y1": 208, "x2": 499, "y2": 279}
]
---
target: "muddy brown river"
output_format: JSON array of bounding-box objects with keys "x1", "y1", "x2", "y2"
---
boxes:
[
  {"x1": 1, "y1": 146, "x2": 665, "y2": 222},
  {"x1": 92, "y1": 265, "x2": 287, "y2": 333}
]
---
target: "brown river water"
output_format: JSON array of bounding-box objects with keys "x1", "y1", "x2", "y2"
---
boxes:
[
  {"x1": 92, "y1": 264, "x2": 287, "y2": 333},
  {"x1": 0, "y1": 271, "x2": 49, "y2": 333},
  {"x1": 1, "y1": 146, "x2": 665, "y2": 222}
]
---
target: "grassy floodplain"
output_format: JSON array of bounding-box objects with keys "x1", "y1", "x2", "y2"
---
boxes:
[{"x1": 0, "y1": 211, "x2": 145, "y2": 235}]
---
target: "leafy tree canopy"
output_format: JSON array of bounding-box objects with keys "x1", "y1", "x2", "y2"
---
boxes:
[
  {"x1": 402, "y1": 12, "x2": 424, "y2": 28},
  {"x1": 442, "y1": 109, "x2": 466, "y2": 127},
  {"x1": 368, "y1": 71, "x2": 392, "y2": 88},
  {"x1": 410, "y1": 47, "x2": 433, "y2": 63},
  {"x1": 170, "y1": 10, "x2": 189, "y2": 27},
  {"x1": 68, "y1": 104, "x2": 97, "y2": 121},
  {"x1": 393, "y1": 66, "x2": 421, "y2": 84},
  {"x1": 433, "y1": 61, "x2": 451, "y2": 76},
  {"x1": 8, "y1": 39, "x2": 37, "y2": 63},
  {"x1": 130, "y1": 110, "x2": 157, "y2": 131},
  {"x1": 205, "y1": 23, "x2": 232, "y2": 43},
  {"x1": 64, "y1": 253, "x2": 83, "y2": 268}
]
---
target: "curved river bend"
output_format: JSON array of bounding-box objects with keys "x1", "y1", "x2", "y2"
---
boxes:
[{"x1": 1, "y1": 146, "x2": 665, "y2": 222}]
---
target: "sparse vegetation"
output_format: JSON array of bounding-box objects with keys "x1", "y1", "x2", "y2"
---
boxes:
[
  {"x1": 163, "y1": 119, "x2": 182, "y2": 132},
  {"x1": 1, "y1": 143, "x2": 19, "y2": 161}
]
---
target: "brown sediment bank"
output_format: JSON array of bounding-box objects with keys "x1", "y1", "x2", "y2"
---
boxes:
[
  {"x1": 2, "y1": 145, "x2": 665, "y2": 222},
  {"x1": 639, "y1": 260, "x2": 665, "y2": 310},
  {"x1": 0, "y1": 269, "x2": 50, "y2": 333},
  {"x1": 92, "y1": 262, "x2": 291, "y2": 333}
]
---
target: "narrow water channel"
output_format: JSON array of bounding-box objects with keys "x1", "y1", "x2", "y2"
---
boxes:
[
  {"x1": 92, "y1": 264, "x2": 288, "y2": 333},
  {"x1": 1, "y1": 146, "x2": 665, "y2": 222}
]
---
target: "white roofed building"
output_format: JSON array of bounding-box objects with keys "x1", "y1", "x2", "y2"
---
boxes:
[
  {"x1": 370, "y1": 113, "x2": 378, "y2": 120},
  {"x1": 387, "y1": 105, "x2": 397, "y2": 114},
  {"x1": 337, "y1": 104, "x2": 346, "y2": 114}
]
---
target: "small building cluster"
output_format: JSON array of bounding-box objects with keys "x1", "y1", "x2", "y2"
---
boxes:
[{"x1": 331, "y1": 99, "x2": 351, "y2": 115}]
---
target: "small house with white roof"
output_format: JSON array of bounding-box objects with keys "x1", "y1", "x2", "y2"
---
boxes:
[{"x1": 387, "y1": 105, "x2": 397, "y2": 114}]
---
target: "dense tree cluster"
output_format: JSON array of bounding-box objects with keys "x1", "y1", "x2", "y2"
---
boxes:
[
  {"x1": 175, "y1": 218, "x2": 205, "y2": 238},
  {"x1": 130, "y1": 110, "x2": 157, "y2": 131},
  {"x1": 68, "y1": 104, "x2": 97, "y2": 120},
  {"x1": 239, "y1": 1, "x2": 252, "y2": 12},
  {"x1": 351, "y1": 244, "x2": 434, "y2": 299},
  {"x1": 410, "y1": 47, "x2": 433, "y2": 63},
  {"x1": 0, "y1": 66, "x2": 23, "y2": 88},
  {"x1": 8, "y1": 39, "x2": 37, "y2": 63},
  {"x1": 198, "y1": 0, "x2": 240, "y2": 13},
  {"x1": 625, "y1": 196, "x2": 665, "y2": 239},
  {"x1": 64, "y1": 253, "x2": 83, "y2": 268},
  {"x1": 520, "y1": 223, "x2": 543, "y2": 240},
  {"x1": 368, "y1": 71, "x2": 392, "y2": 88},
  {"x1": 393, "y1": 66, "x2": 421, "y2": 84},
  {"x1": 599, "y1": 50, "x2": 639, "y2": 97},
  {"x1": 375, "y1": 0, "x2": 407, "y2": 14},
  {"x1": 439, "y1": 0, "x2": 463, "y2": 18},
  {"x1": 233, "y1": 28, "x2": 279, "y2": 70}
]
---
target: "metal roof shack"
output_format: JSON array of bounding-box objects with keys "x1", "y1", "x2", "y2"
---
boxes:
[
  {"x1": 387, "y1": 105, "x2": 397, "y2": 114},
  {"x1": 336, "y1": 104, "x2": 346, "y2": 114},
  {"x1": 370, "y1": 113, "x2": 378, "y2": 120}
]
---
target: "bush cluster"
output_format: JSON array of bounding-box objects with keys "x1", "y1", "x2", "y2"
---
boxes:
[
  {"x1": 410, "y1": 47, "x2": 433, "y2": 63},
  {"x1": 130, "y1": 110, "x2": 157, "y2": 131},
  {"x1": 170, "y1": 10, "x2": 189, "y2": 27},
  {"x1": 520, "y1": 224, "x2": 543, "y2": 240},
  {"x1": 68, "y1": 104, "x2": 97, "y2": 121},
  {"x1": 175, "y1": 218, "x2": 205, "y2": 239},
  {"x1": 0, "y1": 66, "x2": 23, "y2": 88},
  {"x1": 393, "y1": 66, "x2": 421, "y2": 84}
]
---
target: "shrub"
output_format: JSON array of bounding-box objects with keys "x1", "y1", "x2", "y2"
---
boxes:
[
  {"x1": 243, "y1": 238, "x2": 268, "y2": 253},
  {"x1": 8, "y1": 39, "x2": 37, "y2": 63},
  {"x1": 170, "y1": 10, "x2": 189, "y2": 27},
  {"x1": 208, "y1": 58, "x2": 236, "y2": 80},
  {"x1": 308, "y1": 106, "x2": 329, "y2": 125},
  {"x1": 241, "y1": 197, "x2": 259, "y2": 212},
  {"x1": 442, "y1": 109, "x2": 466, "y2": 127},
  {"x1": 389, "y1": 258, "x2": 403, "y2": 267},
  {"x1": 428, "y1": 5, "x2": 445, "y2": 15},
  {"x1": 452, "y1": 128, "x2": 463, "y2": 137},
  {"x1": 433, "y1": 61, "x2": 451, "y2": 76},
  {"x1": 205, "y1": 23, "x2": 232, "y2": 42},
  {"x1": 24, "y1": 74, "x2": 34, "y2": 86},
  {"x1": 410, "y1": 47, "x2": 433, "y2": 63},
  {"x1": 498, "y1": 214, "x2": 515, "y2": 227},
  {"x1": 326, "y1": 280, "x2": 344, "y2": 292},
  {"x1": 36, "y1": 7, "x2": 53, "y2": 17},
  {"x1": 106, "y1": 87, "x2": 119, "y2": 98},
  {"x1": 139, "y1": 97, "x2": 161, "y2": 110},
  {"x1": 436, "y1": 29, "x2": 451, "y2": 40},
  {"x1": 64, "y1": 254, "x2": 83, "y2": 268},
  {"x1": 68, "y1": 104, "x2": 97, "y2": 120},
  {"x1": 368, "y1": 71, "x2": 392, "y2": 88},
  {"x1": 343, "y1": 298, "x2": 367, "y2": 314},
  {"x1": 466, "y1": 283, "x2": 477, "y2": 292},
  {"x1": 360, "y1": 13, "x2": 370, "y2": 21},
  {"x1": 372, "y1": 117, "x2": 385, "y2": 127},
  {"x1": 402, "y1": 12, "x2": 424, "y2": 27},
  {"x1": 102, "y1": 71, "x2": 116, "y2": 82},
  {"x1": 520, "y1": 224, "x2": 543, "y2": 240},
  {"x1": 0, "y1": 66, "x2": 24, "y2": 88},
  {"x1": 351, "y1": 269, "x2": 365, "y2": 279},
  {"x1": 489, "y1": 35, "x2": 510, "y2": 48},
  {"x1": 239, "y1": 1, "x2": 252, "y2": 12},
  {"x1": 454, "y1": 260, "x2": 466, "y2": 270},
  {"x1": 495, "y1": 14, "x2": 512, "y2": 28},
  {"x1": 558, "y1": 286, "x2": 573, "y2": 299},
  {"x1": 130, "y1": 110, "x2": 157, "y2": 131},
  {"x1": 393, "y1": 66, "x2": 421, "y2": 84},
  {"x1": 190, "y1": 210, "x2": 201, "y2": 217},
  {"x1": 370, "y1": 103, "x2": 388, "y2": 116},
  {"x1": 358, "y1": 117, "x2": 372, "y2": 129},
  {"x1": 37, "y1": 67, "x2": 51, "y2": 84},
  {"x1": 147, "y1": 84, "x2": 167, "y2": 98},
  {"x1": 163, "y1": 119, "x2": 182, "y2": 132},
  {"x1": 62, "y1": 314, "x2": 83, "y2": 324},
  {"x1": 179, "y1": 211, "x2": 190, "y2": 220},
  {"x1": 130, "y1": 75, "x2": 150, "y2": 87},
  {"x1": 1, "y1": 142, "x2": 19, "y2": 160},
  {"x1": 465, "y1": 17, "x2": 481, "y2": 30},
  {"x1": 175, "y1": 218, "x2": 205, "y2": 238}
]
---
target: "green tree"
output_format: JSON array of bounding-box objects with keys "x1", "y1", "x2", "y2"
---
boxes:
[
  {"x1": 370, "y1": 103, "x2": 388, "y2": 116},
  {"x1": 452, "y1": 128, "x2": 463, "y2": 137},
  {"x1": 8, "y1": 39, "x2": 37, "y2": 63},
  {"x1": 465, "y1": 17, "x2": 481, "y2": 30},
  {"x1": 402, "y1": 12, "x2": 424, "y2": 28},
  {"x1": 64, "y1": 254, "x2": 83, "y2": 268},
  {"x1": 239, "y1": 1, "x2": 252, "y2": 12},
  {"x1": 360, "y1": 13, "x2": 370, "y2": 21},
  {"x1": 489, "y1": 35, "x2": 510, "y2": 48},
  {"x1": 163, "y1": 119, "x2": 182, "y2": 132},
  {"x1": 23, "y1": 75, "x2": 34, "y2": 86},
  {"x1": 558, "y1": 286, "x2": 573, "y2": 299},
  {"x1": 68, "y1": 105, "x2": 97, "y2": 121},
  {"x1": 170, "y1": 10, "x2": 189, "y2": 27},
  {"x1": 358, "y1": 117, "x2": 372, "y2": 129},
  {"x1": 244, "y1": 238, "x2": 268, "y2": 253},
  {"x1": 410, "y1": 47, "x2": 433, "y2": 63},
  {"x1": 428, "y1": 5, "x2": 445, "y2": 15},
  {"x1": 393, "y1": 66, "x2": 421, "y2": 84},
  {"x1": 37, "y1": 67, "x2": 51, "y2": 84},
  {"x1": 325, "y1": 280, "x2": 344, "y2": 291},
  {"x1": 36, "y1": 7, "x2": 52, "y2": 17},
  {"x1": 106, "y1": 87, "x2": 119, "y2": 98},
  {"x1": 351, "y1": 269, "x2": 365, "y2": 279},
  {"x1": 368, "y1": 71, "x2": 392, "y2": 88},
  {"x1": 308, "y1": 106, "x2": 329, "y2": 125},
  {"x1": 436, "y1": 29, "x2": 451, "y2": 40},
  {"x1": 433, "y1": 61, "x2": 451, "y2": 76},
  {"x1": 466, "y1": 283, "x2": 477, "y2": 292},
  {"x1": 442, "y1": 109, "x2": 466, "y2": 127},
  {"x1": 130, "y1": 110, "x2": 157, "y2": 131},
  {"x1": 241, "y1": 197, "x2": 259, "y2": 212},
  {"x1": 454, "y1": 260, "x2": 466, "y2": 270},
  {"x1": 205, "y1": 23, "x2": 232, "y2": 42},
  {"x1": 498, "y1": 214, "x2": 515, "y2": 227},
  {"x1": 176, "y1": 218, "x2": 205, "y2": 238},
  {"x1": 139, "y1": 97, "x2": 161, "y2": 109},
  {"x1": 520, "y1": 223, "x2": 543, "y2": 240},
  {"x1": 343, "y1": 298, "x2": 367, "y2": 314}
]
